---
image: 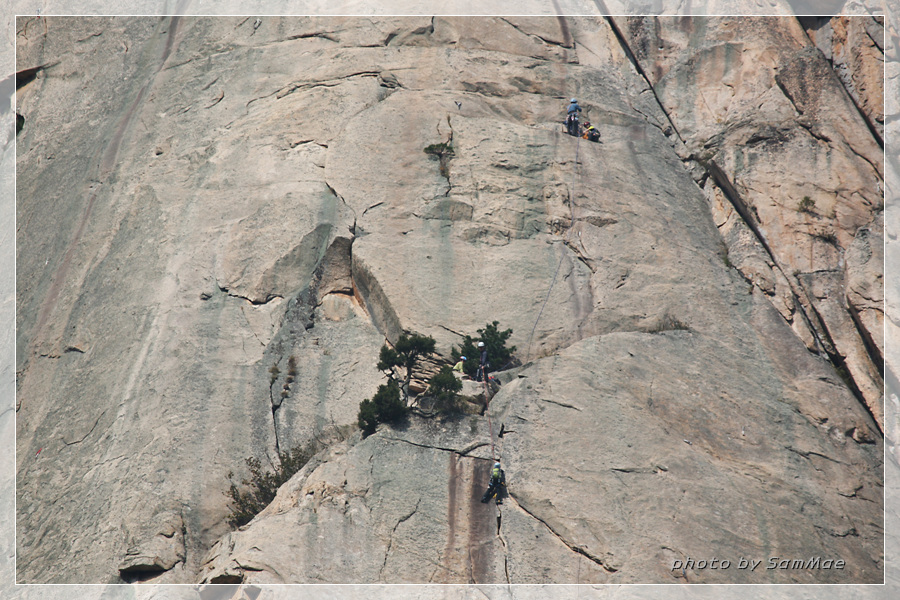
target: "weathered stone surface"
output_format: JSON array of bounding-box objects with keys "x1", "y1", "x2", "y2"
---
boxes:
[
  {"x1": 118, "y1": 511, "x2": 186, "y2": 581},
  {"x1": 702, "y1": 176, "x2": 828, "y2": 353},
  {"x1": 200, "y1": 426, "x2": 499, "y2": 584},
  {"x1": 268, "y1": 293, "x2": 384, "y2": 453},
  {"x1": 330, "y1": 61, "x2": 739, "y2": 362},
  {"x1": 612, "y1": 16, "x2": 884, "y2": 430},
  {"x1": 14, "y1": 16, "x2": 373, "y2": 584},
  {"x1": 802, "y1": 16, "x2": 885, "y2": 143},
  {"x1": 490, "y1": 319, "x2": 881, "y2": 583},
  {"x1": 796, "y1": 269, "x2": 884, "y2": 427},
  {"x1": 14, "y1": 14, "x2": 884, "y2": 590},
  {"x1": 204, "y1": 297, "x2": 883, "y2": 584},
  {"x1": 845, "y1": 212, "x2": 884, "y2": 364},
  {"x1": 201, "y1": 416, "x2": 620, "y2": 585}
]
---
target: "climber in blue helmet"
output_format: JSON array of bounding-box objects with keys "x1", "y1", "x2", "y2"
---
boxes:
[
  {"x1": 567, "y1": 98, "x2": 582, "y2": 115},
  {"x1": 566, "y1": 98, "x2": 582, "y2": 136}
]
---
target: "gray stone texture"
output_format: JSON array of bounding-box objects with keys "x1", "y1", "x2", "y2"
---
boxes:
[
  {"x1": 10, "y1": 10, "x2": 887, "y2": 596},
  {"x1": 611, "y1": 15, "x2": 885, "y2": 431}
]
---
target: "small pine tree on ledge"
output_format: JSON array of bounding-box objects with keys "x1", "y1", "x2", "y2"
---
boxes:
[
  {"x1": 377, "y1": 333, "x2": 436, "y2": 402},
  {"x1": 358, "y1": 333, "x2": 436, "y2": 437},
  {"x1": 427, "y1": 365, "x2": 464, "y2": 415},
  {"x1": 358, "y1": 379, "x2": 408, "y2": 437}
]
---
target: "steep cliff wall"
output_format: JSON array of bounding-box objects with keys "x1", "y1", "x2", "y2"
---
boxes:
[
  {"x1": 612, "y1": 15, "x2": 884, "y2": 430},
  {"x1": 15, "y1": 15, "x2": 883, "y2": 585}
]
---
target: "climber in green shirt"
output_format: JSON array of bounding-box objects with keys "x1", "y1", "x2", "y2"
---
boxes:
[{"x1": 481, "y1": 462, "x2": 506, "y2": 504}]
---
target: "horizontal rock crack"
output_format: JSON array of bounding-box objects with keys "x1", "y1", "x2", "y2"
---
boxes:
[
  {"x1": 498, "y1": 17, "x2": 573, "y2": 49},
  {"x1": 784, "y1": 445, "x2": 845, "y2": 465},
  {"x1": 611, "y1": 465, "x2": 665, "y2": 474},
  {"x1": 285, "y1": 31, "x2": 339, "y2": 42},
  {"x1": 275, "y1": 71, "x2": 382, "y2": 100},
  {"x1": 540, "y1": 398, "x2": 582, "y2": 411},
  {"x1": 382, "y1": 436, "x2": 489, "y2": 458},
  {"x1": 216, "y1": 283, "x2": 283, "y2": 306}
]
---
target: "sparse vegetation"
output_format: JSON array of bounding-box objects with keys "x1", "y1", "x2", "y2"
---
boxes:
[
  {"x1": 424, "y1": 142, "x2": 454, "y2": 157},
  {"x1": 358, "y1": 328, "x2": 510, "y2": 434},
  {"x1": 648, "y1": 314, "x2": 690, "y2": 334},
  {"x1": 427, "y1": 366, "x2": 464, "y2": 415},
  {"x1": 273, "y1": 355, "x2": 299, "y2": 399},
  {"x1": 814, "y1": 230, "x2": 839, "y2": 246},
  {"x1": 451, "y1": 321, "x2": 517, "y2": 378},
  {"x1": 225, "y1": 443, "x2": 315, "y2": 529},
  {"x1": 356, "y1": 334, "x2": 435, "y2": 436},
  {"x1": 358, "y1": 333, "x2": 437, "y2": 437},
  {"x1": 717, "y1": 241, "x2": 734, "y2": 269},
  {"x1": 358, "y1": 379, "x2": 408, "y2": 437},
  {"x1": 268, "y1": 363, "x2": 280, "y2": 386},
  {"x1": 354, "y1": 324, "x2": 513, "y2": 433},
  {"x1": 424, "y1": 142, "x2": 455, "y2": 178},
  {"x1": 377, "y1": 333, "x2": 437, "y2": 402},
  {"x1": 798, "y1": 196, "x2": 815, "y2": 214}
]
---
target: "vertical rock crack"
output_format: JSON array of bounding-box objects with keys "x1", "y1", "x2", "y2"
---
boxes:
[{"x1": 380, "y1": 498, "x2": 421, "y2": 579}]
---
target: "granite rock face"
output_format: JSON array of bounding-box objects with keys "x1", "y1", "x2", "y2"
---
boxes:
[
  {"x1": 203, "y1": 322, "x2": 882, "y2": 584},
  {"x1": 802, "y1": 15, "x2": 885, "y2": 144},
  {"x1": 612, "y1": 15, "x2": 884, "y2": 431},
  {"x1": 118, "y1": 511, "x2": 187, "y2": 580},
  {"x1": 15, "y1": 15, "x2": 882, "y2": 585}
]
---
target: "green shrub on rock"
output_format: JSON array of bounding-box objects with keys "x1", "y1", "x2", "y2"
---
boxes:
[
  {"x1": 798, "y1": 196, "x2": 815, "y2": 213},
  {"x1": 358, "y1": 398, "x2": 378, "y2": 437},
  {"x1": 428, "y1": 365, "x2": 464, "y2": 415},
  {"x1": 451, "y1": 321, "x2": 516, "y2": 377},
  {"x1": 225, "y1": 443, "x2": 314, "y2": 529},
  {"x1": 377, "y1": 333, "x2": 436, "y2": 402},
  {"x1": 358, "y1": 379, "x2": 408, "y2": 437}
]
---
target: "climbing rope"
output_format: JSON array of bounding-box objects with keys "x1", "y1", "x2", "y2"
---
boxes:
[
  {"x1": 485, "y1": 376, "x2": 496, "y2": 461},
  {"x1": 525, "y1": 131, "x2": 582, "y2": 362},
  {"x1": 483, "y1": 120, "x2": 584, "y2": 469},
  {"x1": 476, "y1": 362, "x2": 496, "y2": 461}
]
